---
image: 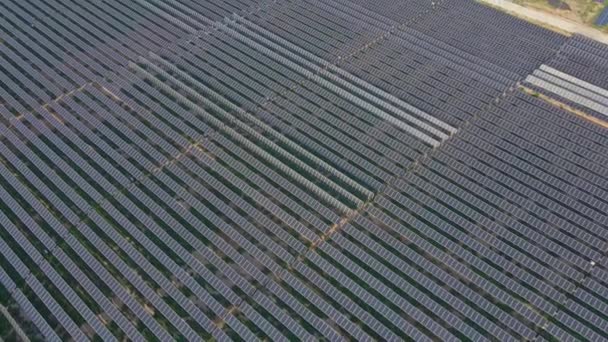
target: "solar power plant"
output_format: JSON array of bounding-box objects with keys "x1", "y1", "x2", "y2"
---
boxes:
[{"x1": 1, "y1": 0, "x2": 608, "y2": 341}]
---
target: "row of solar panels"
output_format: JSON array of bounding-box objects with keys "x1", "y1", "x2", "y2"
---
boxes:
[
  {"x1": 523, "y1": 34, "x2": 608, "y2": 121},
  {"x1": 0, "y1": 0, "x2": 564, "y2": 123},
  {"x1": 4, "y1": 83, "x2": 452, "y2": 338},
  {"x1": 409, "y1": 0, "x2": 565, "y2": 78},
  {"x1": 0, "y1": 0, "x2": 272, "y2": 116},
  {"x1": 335, "y1": 0, "x2": 566, "y2": 128},
  {"x1": 311, "y1": 87, "x2": 608, "y2": 340},
  {"x1": 526, "y1": 64, "x2": 608, "y2": 117},
  {"x1": 146, "y1": 3, "x2": 608, "y2": 338},
  {"x1": 546, "y1": 35, "x2": 608, "y2": 90},
  {"x1": 0, "y1": 0, "x2": 458, "y2": 339},
  {"x1": 1, "y1": 0, "x2": 608, "y2": 340}
]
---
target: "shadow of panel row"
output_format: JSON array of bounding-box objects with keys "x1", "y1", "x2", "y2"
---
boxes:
[
  {"x1": 0, "y1": 281, "x2": 45, "y2": 341},
  {"x1": 0, "y1": 0, "x2": 271, "y2": 116}
]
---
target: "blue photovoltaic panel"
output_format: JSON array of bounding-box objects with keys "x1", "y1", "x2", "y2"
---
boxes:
[
  {"x1": 596, "y1": 5, "x2": 608, "y2": 26},
  {"x1": 0, "y1": 0, "x2": 607, "y2": 340}
]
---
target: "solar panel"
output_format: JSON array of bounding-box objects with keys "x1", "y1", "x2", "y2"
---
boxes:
[{"x1": 1, "y1": 0, "x2": 608, "y2": 340}]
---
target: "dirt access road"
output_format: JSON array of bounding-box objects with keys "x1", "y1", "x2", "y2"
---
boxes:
[{"x1": 479, "y1": 0, "x2": 608, "y2": 44}]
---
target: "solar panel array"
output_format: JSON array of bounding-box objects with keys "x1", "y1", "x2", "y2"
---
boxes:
[
  {"x1": 596, "y1": 5, "x2": 608, "y2": 27},
  {"x1": 0, "y1": 0, "x2": 607, "y2": 341},
  {"x1": 525, "y1": 65, "x2": 608, "y2": 117}
]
